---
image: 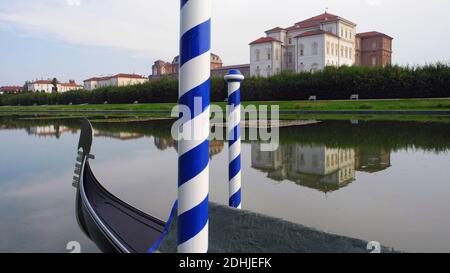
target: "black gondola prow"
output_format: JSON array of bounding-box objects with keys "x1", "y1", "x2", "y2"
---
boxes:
[{"x1": 73, "y1": 119, "x2": 95, "y2": 188}]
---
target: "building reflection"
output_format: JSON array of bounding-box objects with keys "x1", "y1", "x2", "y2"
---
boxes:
[
  {"x1": 94, "y1": 130, "x2": 143, "y2": 140},
  {"x1": 154, "y1": 137, "x2": 225, "y2": 158},
  {"x1": 355, "y1": 148, "x2": 391, "y2": 173},
  {"x1": 252, "y1": 143, "x2": 391, "y2": 193},
  {"x1": 26, "y1": 125, "x2": 77, "y2": 139}
]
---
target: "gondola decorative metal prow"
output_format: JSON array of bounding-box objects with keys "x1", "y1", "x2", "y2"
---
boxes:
[{"x1": 73, "y1": 119, "x2": 95, "y2": 188}]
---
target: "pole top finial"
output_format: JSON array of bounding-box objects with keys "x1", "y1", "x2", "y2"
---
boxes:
[{"x1": 224, "y1": 69, "x2": 245, "y2": 82}]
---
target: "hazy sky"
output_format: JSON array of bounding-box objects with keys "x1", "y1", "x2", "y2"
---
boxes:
[{"x1": 0, "y1": 0, "x2": 449, "y2": 85}]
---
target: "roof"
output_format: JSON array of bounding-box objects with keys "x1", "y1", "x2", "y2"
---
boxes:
[
  {"x1": 295, "y1": 29, "x2": 338, "y2": 38},
  {"x1": 0, "y1": 86, "x2": 22, "y2": 92},
  {"x1": 31, "y1": 80, "x2": 53, "y2": 84},
  {"x1": 296, "y1": 12, "x2": 339, "y2": 25},
  {"x1": 60, "y1": 83, "x2": 83, "y2": 87},
  {"x1": 356, "y1": 31, "x2": 393, "y2": 40},
  {"x1": 265, "y1": 27, "x2": 285, "y2": 33},
  {"x1": 263, "y1": 12, "x2": 356, "y2": 35},
  {"x1": 249, "y1": 37, "x2": 282, "y2": 45},
  {"x1": 296, "y1": 12, "x2": 356, "y2": 26},
  {"x1": 84, "y1": 74, "x2": 147, "y2": 82}
]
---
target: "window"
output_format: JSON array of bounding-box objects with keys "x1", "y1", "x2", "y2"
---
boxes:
[
  {"x1": 267, "y1": 48, "x2": 271, "y2": 60},
  {"x1": 312, "y1": 42, "x2": 318, "y2": 55},
  {"x1": 372, "y1": 42, "x2": 377, "y2": 50},
  {"x1": 341, "y1": 46, "x2": 344, "y2": 57},
  {"x1": 255, "y1": 49, "x2": 260, "y2": 62},
  {"x1": 341, "y1": 27, "x2": 343, "y2": 37},
  {"x1": 335, "y1": 43, "x2": 338, "y2": 56},
  {"x1": 299, "y1": 62, "x2": 305, "y2": 72},
  {"x1": 299, "y1": 44, "x2": 304, "y2": 56},
  {"x1": 326, "y1": 41, "x2": 330, "y2": 55},
  {"x1": 372, "y1": 56, "x2": 377, "y2": 66},
  {"x1": 345, "y1": 29, "x2": 348, "y2": 39},
  {"x1": 312, "y1": 155, "x2": 319, "y2": 167},
  {"x1": 255, "y1": 66, "x2": 260, "y2": 76},
  {"x1": 288, "y1": 37, "x2": 292, "y2": 44},
  {"x1": 345, "y1": 47, "x2": 348, "y2": 58},
  {"x1": 331, "y1": 43, "x2": 335, "y2": 56},
  {"x1": 288, "y1": 52, "x2": 293, "y2": 64}
]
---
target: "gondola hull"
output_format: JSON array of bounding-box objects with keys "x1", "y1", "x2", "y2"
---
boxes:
[{"x1": 74, "y1": 119, "x2": 170, "y2": 253}]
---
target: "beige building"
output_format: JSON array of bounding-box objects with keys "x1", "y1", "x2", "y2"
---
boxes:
[
  {"x1": 251, "y1": 142, "x2": 356, "y2": 192},
  {"x1": 83, "y1": 73, "x2": 148, "y2": 91},
  {"x1": 27, "y1": 80, "x2": 82, "y2": 93}
]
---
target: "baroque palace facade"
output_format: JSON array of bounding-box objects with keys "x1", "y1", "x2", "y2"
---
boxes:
[{"x1": 250, "y1": 12, "x2": 393, "y2": 77}]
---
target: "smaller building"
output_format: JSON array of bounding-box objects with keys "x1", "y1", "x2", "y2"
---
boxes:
[
  {"x1": 27, "y1": 80, "x2": 83, "y2": 93},
  {"x1": 150, "y1": 53, "x2": 225, "y2": 80},
  {"x1": 356, "y1": 31, "x2": 393, "y2": 67},
  {"x1": 0, "y1": 86, "x2": 23, "y2": 95},
  {"x1": 83, "y1": 74, "x2": 149, "y2": 91},
  {"x1": 211, "y1": 64, "x2": 250, "y2": 78}
]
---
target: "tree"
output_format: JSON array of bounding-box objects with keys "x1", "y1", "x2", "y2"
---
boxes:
[{"x1": 52, "y1": 78, "x2": 59, "y2": 93}]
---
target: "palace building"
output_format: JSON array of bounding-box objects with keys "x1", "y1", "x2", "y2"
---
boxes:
[
  {"x1": 83, "y1": 73, "x2": 148, "y2": 91},
  {"x1": 249, "y1": 12, "x2": 393, "y2": 77},
  {"x1": 150, "y1": 53, "x2": 250, "y2": 79}
]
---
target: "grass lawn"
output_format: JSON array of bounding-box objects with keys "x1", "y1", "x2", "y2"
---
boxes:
[{"x1": 0, "y1": 98, "x2": 449, "y2": 112}]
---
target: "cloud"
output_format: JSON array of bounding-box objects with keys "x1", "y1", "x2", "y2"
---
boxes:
[
  {"x1": 0, "y1": 0, "x2": 179, "y2": 59},
  {"x1": 66, "y1": 0, "x2": 81, "y2": 6},
  {"x1": 366, "y1": 0, "x2": 382, "y2": 6}
]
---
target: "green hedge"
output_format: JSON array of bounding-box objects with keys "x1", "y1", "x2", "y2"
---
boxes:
[{"x1": 1, "y1": 63, "x2": 449, "y2": 106}]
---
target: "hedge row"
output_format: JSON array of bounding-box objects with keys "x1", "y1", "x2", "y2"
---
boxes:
[{"x1": 1, "y1": 63, "x2": 449, "y2": 106}]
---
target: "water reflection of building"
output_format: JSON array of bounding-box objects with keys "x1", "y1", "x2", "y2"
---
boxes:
[
  {"x1": 252, "y1": 143, "x2": 356, "y2": 193},
  {"x1": 154, "y1": 137, "x2": 176, "y2": 151},
  {"x1": 252, "y1": 143, "x2": 392, "y2": 192},
  {"x1": 94, "y1": 130, "x2": 143, "y2": 140},
  {"x1": 27, "y1": 125, "x2": 76, "y2": 138},
  {"x1": 355, "y1": 148, "x2": 391, "y2": 173},
  {"x1": 154, "y1": 137, "x2": 224, "y2": 158}
]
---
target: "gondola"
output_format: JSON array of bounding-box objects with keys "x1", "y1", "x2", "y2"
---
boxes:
[{"x1": 72, "y1": 119, "x2": 176, "y2": 253}]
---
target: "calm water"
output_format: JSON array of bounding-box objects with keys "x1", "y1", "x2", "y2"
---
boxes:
[{"x1": 1, "y1": 115, "x2": 450, "y2": 253}]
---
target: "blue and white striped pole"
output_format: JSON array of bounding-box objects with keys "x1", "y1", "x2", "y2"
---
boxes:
[
  {"x1": 225, "y1": 70, "x2": 244, "y2": 209},
  {"x1": 177, "y1": 0, "x2": 211, "y2": 253}
]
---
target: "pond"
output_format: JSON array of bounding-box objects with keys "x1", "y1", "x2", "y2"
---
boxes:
[{"x1": 0, "y1": 115, "x2": 450, "y2": 253}]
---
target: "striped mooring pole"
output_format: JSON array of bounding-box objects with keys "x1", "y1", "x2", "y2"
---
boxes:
[
  {"x1": 177, "y1": 0, "x2": 211, "y2": 253},
  {"x1": 225, "y1": 70, "x2": 245, "y2": 209}
]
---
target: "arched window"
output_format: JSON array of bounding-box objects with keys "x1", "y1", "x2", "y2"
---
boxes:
[
  {"x1": 312, "y1": 42, "x2": 318, "y2": 55},
  {"x1": 298, "y1": 62, "x2": 305, "y2": 72},
  {"x1": 266, "y1": 65, "x2": 271, "y2": 76}
]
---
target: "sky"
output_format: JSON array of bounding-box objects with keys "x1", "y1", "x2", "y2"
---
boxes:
[{"x1": 0, "y1": 0, "x2": 449, "y2": 86}]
